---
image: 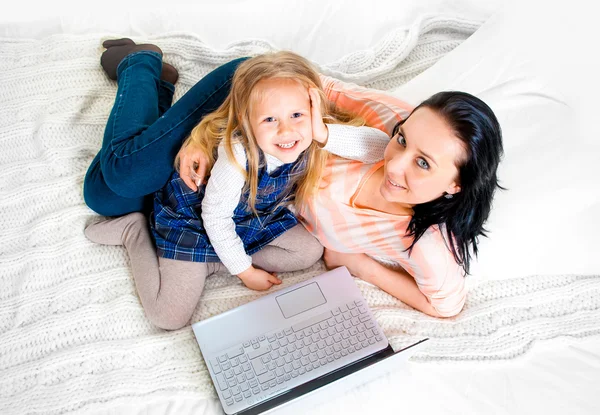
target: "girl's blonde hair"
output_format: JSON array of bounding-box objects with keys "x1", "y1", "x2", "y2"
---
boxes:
[{"x1": 176, "y1": 51, "x2": 363, "y2": 213}]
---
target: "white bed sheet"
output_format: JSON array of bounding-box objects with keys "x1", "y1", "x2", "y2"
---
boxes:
[
  {"x1": 2, "y1": 1, "x2": 599, "y2": 414},
  {"x1": 89, "y1": 335, "x2": 600, "y2": 415}
]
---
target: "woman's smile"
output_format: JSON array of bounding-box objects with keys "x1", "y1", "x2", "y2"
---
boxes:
[{"x1": 385, "y1": 175, "x2": 407, "y2": 190}]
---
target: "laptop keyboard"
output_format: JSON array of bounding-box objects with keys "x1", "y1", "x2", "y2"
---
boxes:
[{"x1": 207, "y1": 299, "x2": 384, "y2": 409}]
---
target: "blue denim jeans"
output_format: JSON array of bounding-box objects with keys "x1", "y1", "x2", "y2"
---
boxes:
[{"x1": 83, "y1": 51, "x2": 248, "y2": 216}]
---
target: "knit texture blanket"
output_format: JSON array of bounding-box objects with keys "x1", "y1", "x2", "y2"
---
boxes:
[{"x1": 1, "y1": 15, "x2": 599, "y2": 414}]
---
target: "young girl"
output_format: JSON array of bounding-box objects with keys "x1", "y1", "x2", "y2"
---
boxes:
[{"x1": 85, "y1": 50, "x2": 369, "y2": 330}]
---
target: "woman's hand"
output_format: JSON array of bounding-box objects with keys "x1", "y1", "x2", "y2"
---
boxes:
[
  {"x1": 238, "y1": 265, "x2": 282, "y2": 291},
  {"x1": 323, "y1": 248, "x2": 372, "y2": 282},
  {"x1": 178, "y1": 143, "x2": 210, "y2": 192},
  {"x1": 309, "y1": 88, "x2": 329, "y2": 145}
]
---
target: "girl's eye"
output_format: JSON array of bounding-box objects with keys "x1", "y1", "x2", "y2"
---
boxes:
[
  {"x1": 417, "y1": 158, "x2": 430, "y2": 170},
  {"x1": 264, "y1": 117, "x2": 275, "y2": 123},
  {"x1": 396, "y1": 133, "x2": 406, "y2": 147},
  {"x1": 292, "y1": 112, "x2": 303, "y2": 118}
]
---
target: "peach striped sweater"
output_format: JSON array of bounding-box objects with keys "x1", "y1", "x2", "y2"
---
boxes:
[{"x1": 298, "y1": 75, "x2": 467, "y2": 317}]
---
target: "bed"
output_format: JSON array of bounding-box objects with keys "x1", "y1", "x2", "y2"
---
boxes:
[{"x1": 1, "y1": 0, "x2": 599, "y2": 414}]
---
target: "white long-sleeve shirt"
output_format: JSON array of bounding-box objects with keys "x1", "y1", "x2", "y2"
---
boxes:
[{"x1": 201, "y1": 124, "x2": 389, "y2": 275}]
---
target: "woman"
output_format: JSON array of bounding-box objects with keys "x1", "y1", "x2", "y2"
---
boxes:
[{"x1": 308, "y1": 81, "x2": 503, "y2": 318}]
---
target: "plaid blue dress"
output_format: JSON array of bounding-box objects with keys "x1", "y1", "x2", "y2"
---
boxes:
[{"x1": 150, "y1": 154, "x2": 302, "y2": 263}]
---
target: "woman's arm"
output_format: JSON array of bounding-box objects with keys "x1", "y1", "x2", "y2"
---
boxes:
[
  {"x1": 180, "y1": 76, "x2": 414, "y2": 191},
  {"x1": 323, "y1": 248, "x2": 466, "y2": 318},
  {"x1": 362, "y1": 259, "x2": 444, "y2": 317},
  {"x1": 324, "y1": 250, "x2": 445, "y2": 317},
  {"x1": 319, "y1": 74, "x2": 413, "y2": 135}
]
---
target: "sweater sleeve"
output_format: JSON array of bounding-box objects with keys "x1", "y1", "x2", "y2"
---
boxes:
[
  {"x1": 323, "y1": 124, "x2": 390, "y2": 164},
  {"x1": 400, "y1": 225, "x2": 468, "y2": 317},
  {"x1": 201, "y1": 144, "x2": 252, "y2": 275}
]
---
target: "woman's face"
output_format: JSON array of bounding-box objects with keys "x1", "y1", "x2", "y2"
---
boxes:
[{"x1": 381, "y1": 107, "x2": 465, "y2": 206}]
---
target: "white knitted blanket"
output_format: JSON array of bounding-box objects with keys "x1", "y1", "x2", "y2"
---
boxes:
[{"x1": 1, "y1": 15, "x2": 600, "y2": 414}]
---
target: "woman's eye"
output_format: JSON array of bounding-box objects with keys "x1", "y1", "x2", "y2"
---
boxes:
[
  {"x1": 417, "y1": 158, "x2": 430, "y2": 169},
  {"x1": 292, "y1": 112, "x2": 303, "y2": 118},
  {"x1": 396, "y1": 134, "x2": 406, "y2": 147},
  {"x1": 264, "y1": 117, "x2": 275, "y2": 123}
]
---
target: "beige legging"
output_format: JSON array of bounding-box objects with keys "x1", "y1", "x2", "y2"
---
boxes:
[{"x1": 85, "y1": 212, "x2": 324, "y2": 330}]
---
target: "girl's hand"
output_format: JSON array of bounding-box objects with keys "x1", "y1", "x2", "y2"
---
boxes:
[
  {"x1": 238, "y1": 266, "x2": 282, "y2": 291},
  {"x1": 323, "y1": 248, "x2": 372, "y2": 282},
  {"x1": 309, "y1": 88, "x2": 329, "y2": 145},
  {"x1": 178, "y1": 143, "x2": 210, "y2": 192}
]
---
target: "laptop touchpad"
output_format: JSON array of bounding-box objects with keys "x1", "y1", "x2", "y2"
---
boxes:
[{"x1": 276, "y1": 282, "x2": 326, "y2": 318}]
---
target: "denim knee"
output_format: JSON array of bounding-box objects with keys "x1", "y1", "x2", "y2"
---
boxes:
[{"x1": 83, "y1": 155, "x2": 147, "y2": 216}]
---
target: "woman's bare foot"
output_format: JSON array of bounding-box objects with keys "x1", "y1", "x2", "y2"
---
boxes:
[{"x1": 101, "y1": 38, "x2": 178, "y2": 84}]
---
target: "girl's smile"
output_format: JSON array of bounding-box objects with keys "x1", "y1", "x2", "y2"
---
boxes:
[
  {"x1": 250, "y1": 77, "x2": 313, "y2": 164},
  {"x1": 276, "y1": 140, "x2": 299, "y2": 149}
]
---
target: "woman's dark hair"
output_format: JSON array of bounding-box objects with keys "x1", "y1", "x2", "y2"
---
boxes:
[{"x1": 401, "y1": 91, "x2": 504, "y2": 275}]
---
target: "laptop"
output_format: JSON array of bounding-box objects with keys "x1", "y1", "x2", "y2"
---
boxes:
[{"x1": 192, "y1": 266, "x2": 427, "y2": 415}]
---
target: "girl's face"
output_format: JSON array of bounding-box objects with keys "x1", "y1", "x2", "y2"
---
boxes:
[
  {"x1": 381, "y1": 107, "x2": 465, "y2": 206},
  {"x1": 249, "y1": 78, "x2": 313, "y2": 164}
]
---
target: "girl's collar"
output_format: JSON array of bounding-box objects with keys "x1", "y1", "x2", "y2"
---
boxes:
[{"x1": 264, "y1": 152, "x2": 285, "y2": 173}]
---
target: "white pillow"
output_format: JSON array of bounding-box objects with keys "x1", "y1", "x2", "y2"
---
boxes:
[
  {"x1": 391, "y1": 0, "x2": 600, "y2": 280},
  {"x1": 0, "y1": 0, "x2": 499, "y2": 64}
]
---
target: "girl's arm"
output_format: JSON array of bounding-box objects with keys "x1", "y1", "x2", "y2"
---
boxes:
[
  {"x1": 322, "y1": 124, "x2": 390, "y2": 164},
  {"x1": 202, "y1": 144, "x2": 282, "y2": 290},
  {"x1": 310, "y1": 87, "x2": 389, "y2": 164},
  {"x1": 201, "y1": 144, "x2": 252, "y2": 275}
]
